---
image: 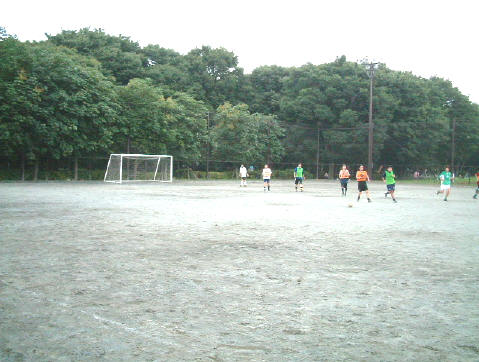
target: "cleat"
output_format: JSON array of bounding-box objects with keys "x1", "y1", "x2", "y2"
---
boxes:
[
  {"x1": 393, "y1": 199, "x2": 397, "y2": 203},
  {"x1": 368, "y1": 198, "x2": 372, "y2": 203},
  {"x1": 384, "y1": 192, "x2": 388, "y2": 198}
]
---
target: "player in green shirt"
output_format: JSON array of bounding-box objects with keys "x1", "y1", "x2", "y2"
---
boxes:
[
  {"x1": 294, "y1": 163, "x2": 305, "y2": 192},
  {"x1": 382, "y1": 166, "x2": 397, "y2": 203},
  {"x1": 436, "y1": 166, "x2": 454, "y2": 201}
]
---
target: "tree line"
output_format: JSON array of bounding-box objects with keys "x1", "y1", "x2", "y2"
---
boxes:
[{"x1": 1, "y1": 27, "x2": 478, "y2": 180}]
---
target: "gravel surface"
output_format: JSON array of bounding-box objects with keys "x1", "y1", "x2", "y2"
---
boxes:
[{"x1": 1, "y1": 180, "x2": 478, "y2": 361}]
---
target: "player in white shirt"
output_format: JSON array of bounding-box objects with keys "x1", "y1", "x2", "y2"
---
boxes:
[
  {"x1": 262, "y1": 164, "x2": 272, "y2": 192},
  {"x1": 239, "y1": 164, "x2": 248, "y2": 187}
]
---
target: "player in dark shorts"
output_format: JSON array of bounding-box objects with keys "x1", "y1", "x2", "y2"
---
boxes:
[
  {"x1": 356, "y1": 165, "x2": 371, "y2": 202},
  {"x1": 338, "y1": 164, "x2": 350, "y2": 196},
  {"x1": 474, "y1": 171, "x2": 479, "y2": 199},
  {"x1": 294, "y1": 163, "x2": 305, "y2": 192},
  {"x1": 382, "y1": 165, "x2": 397, "y2": 203}
]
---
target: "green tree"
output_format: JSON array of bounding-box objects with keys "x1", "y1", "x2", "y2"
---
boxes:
[
  {"x1": 164, "y1": 92, "x2": 208, "y2": 163},
  {"x1": 0, "y1": 40, "x2": 120, "y2": 179},
  {"x1": 116, "y1": 78, "x2": 172, "y2": 154},
  {"x1": 184, "y1": 46, "x2": 244, "y2": 108},
  {"x1": 211, "y1": 103, "x2": 284, "y2": 165},
  {"x1": 47, "y1": 28, "x2": 147, "y2": 84}
]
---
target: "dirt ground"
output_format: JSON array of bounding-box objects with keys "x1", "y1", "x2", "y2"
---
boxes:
[{"x1": 1, "y1": 179, "x2": 478, "y2": 361}]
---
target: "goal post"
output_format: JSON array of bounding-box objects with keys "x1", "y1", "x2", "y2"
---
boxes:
[{"x1": 104, "y1": 154, "x2": 173, "y2": 183}]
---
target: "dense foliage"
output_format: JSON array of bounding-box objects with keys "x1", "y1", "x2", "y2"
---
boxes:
[{"x1": 1, "y1": 27, "x2": 478, "y2": 179}]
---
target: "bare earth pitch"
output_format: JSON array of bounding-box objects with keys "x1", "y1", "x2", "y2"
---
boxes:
[{"x1": 0, "y1": 180, "x2": 478, "y2": 360}]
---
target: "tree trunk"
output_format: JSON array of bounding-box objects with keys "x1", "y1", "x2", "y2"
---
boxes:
[
  {"x1": 45, "y1": 159, "x2": 49, "y2": 181},
  {"x1": 21, "y1": 154, "x2": 25, "y2": 181},
  {"x1": 328, "y1": 163, "x2": 335, "y2": 180},
  {"x1": 74, "y1": 155, "x2": 78, "y2": 181},
  {"x1": 88, "y1": 158, "x2": 92, "y2": 180},
  {"x1": 33, "y1": 158, "x2": 39, "y2": 181}
]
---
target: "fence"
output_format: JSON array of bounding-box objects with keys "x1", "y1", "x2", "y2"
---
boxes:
[{"x1": 1, "y1": 156, "x2": 478, "y2": 183}]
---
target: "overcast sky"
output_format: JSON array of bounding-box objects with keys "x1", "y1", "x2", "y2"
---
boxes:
[{"x1": 3, "y1": 0, "x2": 479, "y2": 103}]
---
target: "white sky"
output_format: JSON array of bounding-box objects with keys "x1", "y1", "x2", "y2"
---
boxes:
[{"x1": 3, "y1": 0, "x2": 479, "y2": 103}]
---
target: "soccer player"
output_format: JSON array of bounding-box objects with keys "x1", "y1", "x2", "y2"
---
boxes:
[
  {"x1": 338, "y1": 164, "x2": 350, "y2": 196},
  {"x1": 382, "y1": 165, "x2": 397, "y2": 203},
  {"x1": 436, "y1": 166, "x2": 454, "y2": 201},
  {"x1": 294, "y1": 163, "x2": 305, "y2": 192},
  {"x1": 356, "y1": 165, "x2": 371, "y2": 202},
  {"x1": 262, "y1": 164, "x2": 272, "y2": 192},
  {"x1": 473, "y1": 171, "x2": 479, "y2": 199},
  {"x1": 239, "y1": 164, "x2": 248, "y2": 187}
]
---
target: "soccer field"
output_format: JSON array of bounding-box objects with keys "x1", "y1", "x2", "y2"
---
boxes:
[{"x1": 1, "y1": 180, "x2": 478, "y2": 361}]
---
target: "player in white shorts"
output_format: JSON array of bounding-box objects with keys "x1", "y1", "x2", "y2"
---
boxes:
[
  {"x1": 436, "y1": 166, "x2": 454, "y2": 201},
  {"x1": 239, "y1": 164, "x2": 248, "y2": 187},
  {"x1": 262, "y1": 164, "x2": 272, "y2": 192}
]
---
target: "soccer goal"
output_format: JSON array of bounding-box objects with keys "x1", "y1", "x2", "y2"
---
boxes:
[{"x1": 104, "y1": 154, "x2": 173, "y2": 183}]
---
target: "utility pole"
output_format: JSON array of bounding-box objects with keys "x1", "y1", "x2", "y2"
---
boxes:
[
  {"x1": 206, "y1": 112, "x2": 210, "y2": 179},
  {"x1": 365, "y1": 62, "x2": 378, "y2": 179},
  {"x1": 316, "y1": 126, "x2": 320, "y2": 179},
  {"x1": 451, "y1": 118, "x2": 456, "y2": 173}
]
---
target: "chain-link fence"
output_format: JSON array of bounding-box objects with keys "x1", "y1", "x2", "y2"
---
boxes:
[{"x1": 1, "y1": 156, "x2": 478, "y2": 183}]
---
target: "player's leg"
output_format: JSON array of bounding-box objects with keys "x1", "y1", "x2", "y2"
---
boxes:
[
  {"x1": 344, "y1": 180, "x2": 348, "y2": 196},
  {"x1": 366, "y1": 189, "x2": 372, "y2": 202},
  {"x1": 474, "y1": 186, "x2": 479, "y2": 199},
  {"x1": 437, "y1": 184, "x2": 444, "y2": 195},
  {"x1": 264, "y1": 179, "x2": 267, "y2": 191},
  {"x1": 299, "y1": 178, "x2": 304, "y2": 191},
  {"x1": 267, "y1": 180, "x2": 271, "y2": 191},
  {"x1": 295, "y1": 178, "x2": 298, "y2": 191},
  {"x1": 390, "y1": 185, "x2": 397, "y2": 203},
  {"x1": 444, "y1": 186, "x2": 450, "y2": 201},
  {"x1": 340, "y1": 180, "x2": 346, "y2": 196}
]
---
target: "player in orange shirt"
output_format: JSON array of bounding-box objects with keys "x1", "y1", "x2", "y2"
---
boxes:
[
  {"x1": 474, "y1": 171, "x2": 479, "y2": 199},
  {"x1": 356, "y1": 165, "x2": 371, "y2": 203},
  {"x1": 338, "y1": 164, "x2": 350, "y2": 196}
]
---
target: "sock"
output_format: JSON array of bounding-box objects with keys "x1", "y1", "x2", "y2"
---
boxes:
[{"x1": 268, "y1": 186, "x2": 270, "y2": 191}]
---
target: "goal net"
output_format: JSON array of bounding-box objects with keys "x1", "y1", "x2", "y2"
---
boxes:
[{"x1": 104, "y1": 154, "x2": 173, "y2": 183}]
